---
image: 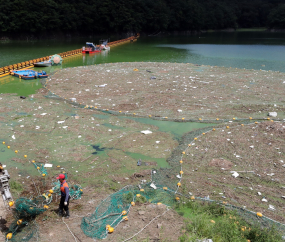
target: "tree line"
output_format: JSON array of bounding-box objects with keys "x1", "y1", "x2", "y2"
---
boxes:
[{"x1": 0, "y1": 0, "x2": 285, "y2": 37}]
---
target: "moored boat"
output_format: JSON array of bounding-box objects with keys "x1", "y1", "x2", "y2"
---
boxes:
[
  {"x1": 10, "y1": 70, "x2": 48, "y2": 80},
  {"x1": 100, "y1": 39, "x2": 110, "y2": 50},
  {"x1": 34, "y1": 60, "x2": 52, "y2": 67},
  {"x1": 82, "y1": 42, "x2": 101, "y2": 54}
]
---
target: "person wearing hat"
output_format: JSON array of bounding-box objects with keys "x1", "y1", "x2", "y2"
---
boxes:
[{"x1": 57, "y1": 173, "x2": 70, "y2": 218}]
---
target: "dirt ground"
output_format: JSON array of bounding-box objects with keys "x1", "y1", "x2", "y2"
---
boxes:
[{"x1": 45, "y1": 62, "x2": 285, "y2": 120}]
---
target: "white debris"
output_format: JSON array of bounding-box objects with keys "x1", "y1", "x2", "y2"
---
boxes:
[
  {"x1": 177, "y1": 109, "x2": 182, "y2": 112},
  {"x1": 85, "y1": 89, "x2": 90, "y2": 91},
  {"x1": 262, "y1": 198, "x2": 268, "y2": 202},
  {"x1": 141, "y1": 130, "x2": 152, "y2": 134},
  {"x1": 40, "y1": 113, "x2": 47, "y2": 116},
  {"x1": 98, "y1": 84, "x2": 107, "y2": 87},
  {"x1": 268, "y1": 112, "x2": 277, "y2": 117},
  {"x1": 176, "y1": 175, "x2": 181, "y2": 179},
  {"x1": 63, "y1": 126, "x2": 68, "y2": 129},
  {"x1": 78, "y1": 135, "x2": 82, "y2": 138},
  {"x1": 249, "y1": 145, "x2": 254, "y2": 149},
  {"x1": 268, "y1": 205, "x2": 275, "y2": 211},
  {"x1": 155, "y1": 141, "x2": 160, "y2": 144},
  {"x1": 57, "y1": 121, "x2": 65, "y2": 124},
  {"x1": 150, "y1": 183, "x2": 157, "y2": 189},
  {"x1": 44, "y1": 164, "x2": 53, "y2": 168},
  {"x1": 36, "y1": 126, "x2": 40, "y2": 129},
  {"x1": 267, "y1": 173, "x2": 275, "y2": 176},
  {"x1": 12, "y1": 135, "x2": 15, "y2": 139},
  {"x1": 70, "y1": 98, "x2": 76, "y2": 102},
  {"x1": 231, "y1": 171, "x2": 239, "y2": 178},
  {"x1": 258, "y1": 192, "x2": 262, "y2": 196}
]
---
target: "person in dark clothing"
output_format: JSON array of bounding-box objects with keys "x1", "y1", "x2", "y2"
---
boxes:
[{"x1": 57, "y1": 173, "x2": 70, "y2": 218}]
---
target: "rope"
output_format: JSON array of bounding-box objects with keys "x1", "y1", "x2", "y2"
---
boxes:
[
  {"x1": 32, "y1": 179, "x2": 40, "y2": 197},
  {"x1": 62, "y1": 217, "x2": 78, "y2": 242},
  {"x1": 122, "y1": 207, "x2": 170, "y2": 242}
]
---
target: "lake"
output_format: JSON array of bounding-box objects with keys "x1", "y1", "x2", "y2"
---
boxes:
[{"x1": 1, "y1": 31, "x2": 285, "y2": 96}]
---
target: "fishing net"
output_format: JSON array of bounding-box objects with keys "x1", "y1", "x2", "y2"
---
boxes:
[
  {"x1": 32, "y1": 162, "x2": 48, "y2": 176},
  {"x1": 15, "y1": 197, "x2": 48, "y2": 217},
  {"x1": 6, "y1": 220, "x2": 38, "y2": 242},
  {"x1": 5, "y1": 196, "x2": 47, "y2": 241},
  {"x1": 81, "y1": 185, "x2": 176, "y2": 240}
]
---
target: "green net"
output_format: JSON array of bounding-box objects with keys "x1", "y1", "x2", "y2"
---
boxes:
[
  {"x1": 5, "y1": 196, "x2": 47, "y2": 241},
  {"x1": 15, "y1": 197, "x2": 47, "y2": 217},
  {"x1": 81, "y1": 185, "x2": 176, "y2": 240},
  {"x1": 6, "y1": 220, "x2": 38, "y2": 242},
  {"x1": 32, "y1": 162, "x2": 48, "y2": 176}
]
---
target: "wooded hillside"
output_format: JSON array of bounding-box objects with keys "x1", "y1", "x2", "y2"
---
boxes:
[{"x1": 0, "y1": 0, "x2": 284, "y2": 36}]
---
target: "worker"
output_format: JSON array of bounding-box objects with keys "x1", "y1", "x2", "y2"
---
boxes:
[{"x1": 57, "y1": 173, "x2": 70, "y2": 218}]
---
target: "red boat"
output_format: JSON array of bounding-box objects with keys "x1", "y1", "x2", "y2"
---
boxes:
[{"x1": 82, "y1": 42, "x2": 101, "y2": 54}]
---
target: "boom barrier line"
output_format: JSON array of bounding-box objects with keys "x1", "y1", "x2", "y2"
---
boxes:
[{"x1": 0, "y1": 35, "x2": 139, "y2": 78}]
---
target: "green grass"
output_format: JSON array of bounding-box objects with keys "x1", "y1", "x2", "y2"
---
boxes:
[
  {"x1": 10, "y1": 180, "x2": 23, "y2": 199},
  {"x1": 176, "y1": 200, "x2": 283, "y2": 242}
]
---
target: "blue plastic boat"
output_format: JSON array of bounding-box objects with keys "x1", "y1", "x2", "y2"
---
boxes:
[{"x1": 10, "y1": 70, "x2": 48, "y2": 80}]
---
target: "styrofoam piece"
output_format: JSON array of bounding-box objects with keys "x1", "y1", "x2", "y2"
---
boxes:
[
  {"x1": 141, "y1": 130, "x2": 152, "y2": 134},
  {"x1": 231, "y1": 171, "x2": 239, "y2": 178}
]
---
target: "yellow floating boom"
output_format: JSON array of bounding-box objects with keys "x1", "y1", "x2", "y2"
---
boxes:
[{"x1": 0, "y1": 34, "x2": 139, "y2": 78}]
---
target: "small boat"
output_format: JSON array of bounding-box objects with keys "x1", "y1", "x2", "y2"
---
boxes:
[
  {"x1": 100, "y1": 39, "x2": 110, "y2": 50},
  {"x1": 10, "y1": 70, "x2": 48, "y2": 80},
  {"x1": 34, "y1": 60, "x2": 52, "y2": 67},
  {"x1": 82, "y1": 42, "x2": 101, "y2": 54}
]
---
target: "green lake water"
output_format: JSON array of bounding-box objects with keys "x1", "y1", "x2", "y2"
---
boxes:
[{"x1": 1, "y1": 31, "x2": 285, "y2": 96}]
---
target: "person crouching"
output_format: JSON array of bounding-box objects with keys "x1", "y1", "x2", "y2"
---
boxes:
[{"x1": 57, "y1": 174, "x2": 70, "y2": 218}]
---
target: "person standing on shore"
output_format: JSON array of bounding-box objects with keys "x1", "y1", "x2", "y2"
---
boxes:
[{"x1": 57, "y1": 174, "x2": 70, "y2": 218}]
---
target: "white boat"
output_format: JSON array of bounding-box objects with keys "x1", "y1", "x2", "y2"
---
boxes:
[
  {"x1": 34, "y1": 60, "x2": 52, "y2": 67},
  {"x1": 100, "y1": 39, "x2": 110, "y2": 51},
  {"x1": 101, "y1": 45, "x2": 110, "y2": 51}
]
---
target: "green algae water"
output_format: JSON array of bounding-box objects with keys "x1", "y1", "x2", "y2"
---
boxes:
[
  {"x1": 126, "y1": 151, "x2": 170, "y2": 168},
  {"x1": 1, "y1": 31, "x2": 285, "y2": 96}
]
